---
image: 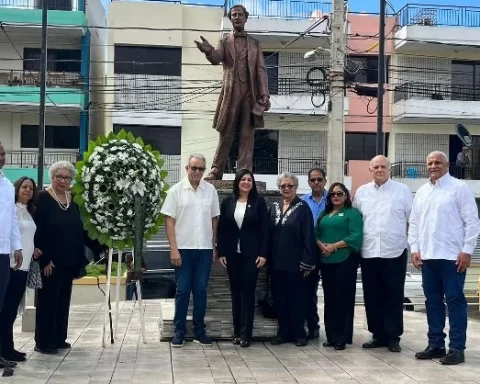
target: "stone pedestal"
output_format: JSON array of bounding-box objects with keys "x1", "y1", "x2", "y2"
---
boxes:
[
  {"x1": 159, "y1": 186, "x2": 281, "y2": 341},
  {"x1": 22, "y1": 306, "x2": 36, "y2": 332}
]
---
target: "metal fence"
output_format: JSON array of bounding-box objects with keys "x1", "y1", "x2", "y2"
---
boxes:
[
  {"x1": 225, "y1": 157, "x2": 326, "y2": 175},
  {"x1": 391, "y1": 161, "x2": 480, "y2": 180},
  {"x1": 0, "y1": 70, "x2": 83, "y2": 89},
  {"x1": 394, "y1": 82, "x2": 480, "y2": 103},
  {"x1": 397, "y1": 4, "x2": 480, "y2": 28},
  {"x1": 0, "y1": 0, "x2": 79, "y2": 11},
  {"x1": 5, "y1": 151, "x2": 79, "y2": 168},
  {"x1": 224, "y1": 0, "x2": 331, "y2": 19}
]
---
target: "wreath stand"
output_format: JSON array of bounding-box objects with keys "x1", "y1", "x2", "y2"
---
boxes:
[{"x1": 102, "y1": 247, "x2": 147, "y2": 347}]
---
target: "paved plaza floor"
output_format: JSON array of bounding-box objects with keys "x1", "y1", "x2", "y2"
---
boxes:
[{"x1": 4, "y1": 300, "x2": 480, "y2": 384}]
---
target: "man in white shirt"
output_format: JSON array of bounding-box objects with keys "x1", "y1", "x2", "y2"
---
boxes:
[
  {"x1": 161, "y1": 153, "x2": 220, "y2": 348},
  {"x1": 0, "y1": 143, "x2": 23, "y2": 369},
  {"x1": 354, "y1": 155, "x2": 412, "y2": 353},
  {"x1": 408, "y1": 151, "x2": 480, "y2": 365}
]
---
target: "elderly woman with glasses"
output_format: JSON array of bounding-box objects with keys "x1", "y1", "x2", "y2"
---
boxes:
[
  {"x1": 268, "y1": 172, "x2": 316, "y2": 347},
  {"x1": 33, "y1": 161, "x2": 102, "y2": 355},
  {"x1": 315, "y1": 182, "x2": 363, "y2": 350}
]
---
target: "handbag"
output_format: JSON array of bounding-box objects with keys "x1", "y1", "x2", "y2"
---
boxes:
[
  {"x1": 258, "y1": 268, "x2": 277, "y2": 319},
  {"x1": 27, "y1": 260, "x2": 42, "y2": 289}
]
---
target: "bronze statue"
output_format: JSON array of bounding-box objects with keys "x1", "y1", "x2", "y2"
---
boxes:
[{"x1": 195, "y1": 4, "x2": 270, "y2": 180}]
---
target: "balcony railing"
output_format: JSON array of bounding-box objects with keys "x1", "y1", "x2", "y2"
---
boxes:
[
  {"x1": 391, "y1": 161, "x2": 480, "y2": 180},
  {"x1": 5, "y1": 150, "x2": 79, "y2": 168},
  {"x1": 224, "y1": 0, "x2": 331, "y2": 19},
  {"x1": 0, "y1": 70, "x2": 83, "y2": 89},
  {"x1": 225, "y1": 157, "x2": 326, "y2": 175},
  {"x1": 398, "y1": 4, "x2": 480, "y2": 28},
  {"x1": 394, "y1": 82, "x2": 480, "y2": 103},
  {"x1": 114, "y1": 74, "x2": 181, "y2": 111},
  {"x1": 0, "y1": 0, "x2": 79, "y2": 11}
]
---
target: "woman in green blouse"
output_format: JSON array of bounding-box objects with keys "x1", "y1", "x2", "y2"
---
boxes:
[{"x1": 315, "y1": 182, "x2": 363, "y2": 350}]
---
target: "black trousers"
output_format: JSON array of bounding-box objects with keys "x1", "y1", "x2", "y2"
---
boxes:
[
  {"x1": 361, "y1": 250, "x2": 407, "y2": 343},
  {"x1": 0, "y1": 269, "x2": 27, "y2": 355},
  {"x1": 35, "y1": 266, "x2": 75, "y2": 349},
  {"x1": 226, "y1": 254, "x2": 259, "y2": 340},
  {"x1": 321, "y1": 254, "x2": 358, "y2": 345},
  {"x1": 305, "y1": 267, "x2": 320, "y2": 332},
  {"x1": 272, "y1": 269, "x2": 307, "y2": 341}
]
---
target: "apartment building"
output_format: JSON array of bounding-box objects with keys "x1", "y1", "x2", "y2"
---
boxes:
[
  {"x1": 0, "y1": 0, "x2": 106, "y2": 182},
  {"x1": 389, "y1": 4, "x2": 480, "y2": 195}
]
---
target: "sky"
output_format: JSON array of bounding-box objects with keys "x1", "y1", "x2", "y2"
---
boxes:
[{"x1": 100, "y1": 0, "x2": 480, "y2": 13}]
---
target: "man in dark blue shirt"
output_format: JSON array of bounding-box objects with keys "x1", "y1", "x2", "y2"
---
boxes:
[{"x1": 301, "y1": 168, "x2": 328, "y2": 339}]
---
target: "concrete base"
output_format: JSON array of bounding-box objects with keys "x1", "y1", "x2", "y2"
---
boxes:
[{"x1": 22, "y1": 306, "x2": 36, "y2": 332}]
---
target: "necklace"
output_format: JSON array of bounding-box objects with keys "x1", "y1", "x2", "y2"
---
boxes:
[{"x1": 49, "y1": 187, "x2": 70, "y2": 211}]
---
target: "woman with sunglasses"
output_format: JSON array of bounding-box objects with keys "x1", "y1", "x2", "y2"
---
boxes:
[
  {"x1": 217, "y1": 169, "x2": 268, "y2": 347},
  {"x1": 315, "y1": 182, "x2": 363, "y2": 350},
  {"x1": 268, "y1": 172, "x2": 316, "y2": 347}
]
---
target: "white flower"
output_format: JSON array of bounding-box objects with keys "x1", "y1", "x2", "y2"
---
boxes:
[
  {"x1": 127, "y1": 210, "x2": 133, "y2": 216},
  {"x1": 95, "y1": 175, "x2": 104, "y2": 183},
  {"x1": 131, "y1": 181, "x2": 146, "y2": 197},
  {"x1": 116, "y1": 179, "x2": 129, "y2": 190}
]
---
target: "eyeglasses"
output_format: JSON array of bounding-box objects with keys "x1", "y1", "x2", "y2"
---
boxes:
[
  {"x1": 55, "y1": 175, "x2": 72, "y2": 183},
  {"x1": 330, "y1": 191, "x2": 345, "y2": 198},
  {"x1": 280, "y1": 184, "x2": 295, "y2": 190},
  {"x1": 189, "y1": 166, "x2": 206, "y2": 173},
  {"x1": 309, "y1": 177, "x2": 324, "y2": 183}
]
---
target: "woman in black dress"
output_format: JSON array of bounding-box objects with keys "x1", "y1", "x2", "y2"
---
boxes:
[
  {"x1": 217, "y1": 169, "x2": 268, "y2": 347},
  {"x1": 33, "y1": 161, "x2": 101, "y2": 354},
  {"x1": 268, "y1": 172, "x2": 316, "y2": 347}
]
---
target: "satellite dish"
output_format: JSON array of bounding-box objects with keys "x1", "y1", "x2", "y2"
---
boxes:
[{"x1": 455, "y1": 123, "x2": 473, "y2": 148}]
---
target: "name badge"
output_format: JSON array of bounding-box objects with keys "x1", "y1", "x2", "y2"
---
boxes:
[{"x1": 339, "y1": 213, "x2": 344, "y2": 217}]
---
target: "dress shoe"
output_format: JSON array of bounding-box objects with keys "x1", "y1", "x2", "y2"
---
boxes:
[
  {"x1": 323, "y1": 341, "x2": 334, "y2": 347},
  {"x1": 362, "y1": 339, "x2": 387, "y2": 349},
  {"x1": 334, "y1": 343, "x2": 346, "y2": 350},
  {"x1": 415, "y1": 346, "x2": 446, "y2": 360},
  {"x1": 0, "y1": 357, "x2": 16, "y2": 368},
  {"x1": 232, "y1": 338, "x2": 241, "y2": 345},
  {"x1": 34, "y1": 345, "x2": 58, "y2": 355},
  {"x1": 57, "y1": 342, "x2": 71, "y2": 349},
  {"x1": 440, "y1": 350, "x2": 465, "y2": 365},
  {"x1": 295, "y1": 338, "x2": 308, "y2": 347},
  {"x1": 240, "y1": 340, "x2": 251, "y2": 348},
  {"x1": 271, "y1": 336, "x2": 288, "y2": 346},
  {"x1": 388, "y1": 340, "x2": 402, "y2": 353},
  {"x1": 2, "y1": 350, "x2": 26, "y2": 362},
  {"x1": 14, "y1": 350, "x2": 26, "y2": 357},
  {"x1": 307, "y1": 329, "x2": 320, "y2": 340}
]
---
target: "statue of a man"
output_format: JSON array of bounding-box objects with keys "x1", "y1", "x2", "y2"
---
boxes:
[{"x1": 195, "y1": 4, "x2": 270, "y2": 180}]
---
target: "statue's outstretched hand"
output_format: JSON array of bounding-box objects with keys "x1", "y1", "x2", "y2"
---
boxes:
[{"x1": 194, "y1": 36, "x2": 213, "y2": 54}]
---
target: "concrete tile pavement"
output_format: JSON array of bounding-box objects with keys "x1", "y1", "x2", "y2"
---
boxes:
[{"x1": 2, "y1": 301, "x2": 480, "y2": 383}]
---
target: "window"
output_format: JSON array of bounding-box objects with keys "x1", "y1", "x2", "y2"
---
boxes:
[
  {"x1": 345, "y1": 56, "x2": 389, "y2": 84},
  {"x1": 114, "y1": 45, "x2": 182, "y2": 76},
  {"x1": 113, "y1": 124, "x2": 181, "y2": 155},
  {"x1": 35, "y1": 0, "x2": 73, "y2": 11},
  {"x1": 21, "y1": 125, "x2": 80, "y2": 149},
  {"x1": 24, "y1": 48, "x2": 81, "y2": 73},
  {"x1": 451, "y1": 61, "x2": 480, "y2": 101},
  {"x1": 345, "y1": 133, "x2": 389, "y2": 161},
  {"x1": 264, "y1": 52, "x2": 279, "y2": 95}
]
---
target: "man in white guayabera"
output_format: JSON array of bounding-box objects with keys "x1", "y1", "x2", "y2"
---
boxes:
[
  {"x1": 0, "y1": 143, "x2": 22, "y2": 370},
  {"x1": 353, "y1": 155, "x2": 412, "y2": 353},
  {"x1": 409, "y1": 151, "x2": 480, "y2": 365},
  {"x1": 161, "y1": 154, "x2": 220, "y2": 348}
]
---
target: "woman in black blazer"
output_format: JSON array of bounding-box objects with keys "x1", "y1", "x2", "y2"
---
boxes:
[{"x1": 217, "y1": 169, "x2": 269, "y2": 347}]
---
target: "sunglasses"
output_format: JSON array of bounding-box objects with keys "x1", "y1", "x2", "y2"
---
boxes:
[
  {"x1": 189, "y1": 166, "x2": 206, "y2": 173},
  {"x1": 309, "y1": 177, "x2": 324, "y2": 183},
  {"x1": 280, "y1": 184, "x2": 295, "y2": 190},
  {"x1": 330, "y1": 191, "x2": 345, "y2": 198}
]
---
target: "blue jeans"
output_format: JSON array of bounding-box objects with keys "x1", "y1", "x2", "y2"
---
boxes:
[
  {"x1": 422, "y1": 259, "x2": 467, "y2": 351},
  {"x1": 174, "y1": 249, "x2": 213, "y2": 338},
  {"x1": 126, "y1": 281, "x2": 138, "y2": 300}
]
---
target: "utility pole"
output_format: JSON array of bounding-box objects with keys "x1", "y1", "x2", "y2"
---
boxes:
[
  {"x1": 37, "y1": 0, "x2": 48, "y2": 189},
  {"x1": 327, "y1": 0, "x2": 346, "y2": 183},
  {"x1": 376, "y1": 0, "x2": 386, "y2": 155}
]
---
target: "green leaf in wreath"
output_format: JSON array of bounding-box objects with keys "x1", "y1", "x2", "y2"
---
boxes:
[
  {"x1": 127, "y1": 131, "x2": 136, "y2": 143},
  {"x1": 72, "y1": 183, "x2": 83, "y2": 195},
  {"x1": 135, "y1": 136, "x2": 145, "y2": 146},
  {"x1": 144, "y1": 144, "x2": 152, "y2": 152},
  {"x1": 107, "y1": 131, "x2": 117, "y2": 141}
]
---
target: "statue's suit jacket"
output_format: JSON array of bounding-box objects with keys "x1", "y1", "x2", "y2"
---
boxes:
[{"x1": 206, "y1": 32, "x2": 270, "y2": 133}]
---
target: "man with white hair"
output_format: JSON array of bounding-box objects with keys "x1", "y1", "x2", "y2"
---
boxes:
[
  {"x1": 0, "y1": 143, "x2": 22, "y2": 369},
  {"x1": 409, "y1": 151, "x2": 480, "y2": 365},
  {"x1": 353, "y1": 155, "x2": 412, "y2": 353},
  {"x1": 161, "y1": 154, "x2": 220, "y2": 348}
]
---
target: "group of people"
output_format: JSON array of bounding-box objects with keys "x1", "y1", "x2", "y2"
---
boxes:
[
  {"x1": 0, "y1": 143, "x2": 103, "y2": 372},
  {"x1": 162, "y1": 151, "x2": 480, "y2": 366}
]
